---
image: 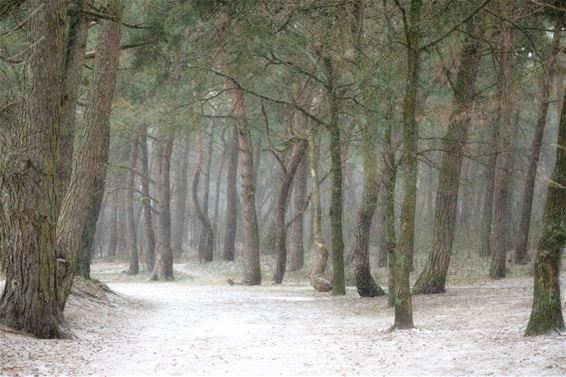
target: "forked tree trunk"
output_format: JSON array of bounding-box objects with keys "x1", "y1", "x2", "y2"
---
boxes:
[
  {"x1": 0, "y1": 0, "x2": 67, "y2": 338},
  {"x1": 226, "y1": 79, "x2": 261, "y2": 285},
  {"x1": 223, "y1": 124, "x2": 239, "y2": 261},
  {"x1": 490, "y1": 27, "x2": 517, "y2": 280},
  {"x1": 193, "y1": 126, "x2": 214, "y2": 263},
  {"x1": 272, "y1": 140, "x2": 308, "y2": 284},
  {"x1": 56, "y1": 0, "x2": 123, "y2": 311},
  {"x1": 139, "y1": 127, "x2": 156, "y2": 271},
  {"x1": 172, "y1": 132, "x2": 190, "y2": 256},
  {"x1": 393, "y1": 0, "x2": 421, "y2": 329},
  {"x1": 151, "y1": 134, "x2": 175, "y2": 281},
  {"x1": 289, "y1": 154, "x2": 308, "y2": 271},
  {"x1": 525, "y1": 87, "x2": 566, "y2": 336},
  {"x1": 352, "y1": 123, "x2": 386, "y2": 297},
  {"x1": 412, "y1": 16, "x2": 484, "y2": 295},
  {"x1": 308, "y1": 128, "x2": 332, "y2": 293},
  {"x1": 515, "y1": 16, "x2": 563, "y2": 265},
  {"x1": 126, "y1": 132, "x2": 140, "y2": 275}
]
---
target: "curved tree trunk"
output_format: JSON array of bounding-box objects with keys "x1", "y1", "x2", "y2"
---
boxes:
[
  {"x1": 0, "y1": 0, "x2": 67, "y2": 338},
  {"x1": 172, "y1": 132, "x2": 190, "y2": 256},
  {"x1": 490, "y1": 27, "x2": 517, "y2": 280},
  {"x1": 139, "y1": 127, "x2": 156, "y2": 271},
  {"x1": 193, "y1": 126, "x2": 214, "y2": 263},
  {"x1": 352, "y1": 123, "x2": 386, "y2": 297},
  {"x1": 289, "y1": 154, "x2": 308, "y2": 271},
  {"x1": 56, "y1": 0, "x2": 123, "y2": 311},
  {"x1": 272, "y1": 140, "x2": 308, "y2": 284},
  {"x1": 515, "y1": 17, "x2": 563, "y2": 265},
  {"x1": 308, "y1": 128, "x2": 332, "y2": 293},
  {"x1": 151, "y1": 133, "x2": 175, "y2": 281},
  {"x1": 412, "y1": 16, "x2": 484, "y2": 295},
  {"x1": 226, "y1": 79, "x2": 261, "y2": 285},
  {"x1": 525, "y1": 87, "x2": 566, "y2": 336},
  {"x1": 223, "y1": 124, "x2": 239, "y2": 261},
  {"x1": 126, "y1": 132, "x2": 140, "y2": 275}
]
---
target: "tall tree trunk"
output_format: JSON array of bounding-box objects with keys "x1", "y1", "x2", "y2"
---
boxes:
[
  {"x1": 324, "y1": 56, "x2": 346, "y2": 296},
  {"x1": 173, "y1": 132, "x2": 190, "y2": 255},
  {"x1": 213, "y1": 141, "x2": 227, "y2": 252},
  {"x1": 56, "y1": 0, "x2": 123, "y2": 310},
  {"x1": 490, "y1": 27, "x2": 517, "y2": 280},
  {"x1": 289, "y1": 154, "x2": 308, "y2": 271},
  {"x1": 126, "y1": 132, "x2": 140, "y2": 275},
  {"x1": 393, "y1": 0, "x2": 421, "y2": 329},
  {"x1": 308, "y1": 128, "x2": 333, "y2": 292},
  {"x1": 0, "y1": 0, "x2": 67, "y2": 338},
  {"x1": 272, "y1": 140, "x2": 308, "y2": 284},
  {"x1": 479, "y1": 118, "x2": 498, "y2": 257},
  {"x1": 524, "y1": 86, "x2": 566, "y2": 336},
  {"x1": 223, "y1": 124, "x2": 239, "y2": 261},
  {"x1": 107, "y1": 184, "x2": 119, "y2": 258},
  {"x1": 151, "y1": 134, "x2": 175, "y2": 280},
  {"x1": 382, "y1": 127, "x2": 398, "y2": 307},
  {"x1": 226, "y1": 79, "x2": 261, "y2": 285},
  {"x1": 139, "y1": 127, "x2": 156, "y2": 271},
  {"x1": 56, "y1": 0, "x2": 90, "y2": 203},
  {"x1": 515, "y1": 16, "x2": 563, "y2": 265},
  {"x1": 412, "y1": 16, "x2": 484, "y2": 295},
  {"x1": 193, "y1": 126, "x2": 214, "y2": 263},
  {"x1": 352, "y1": 122, "x2": 386, "y2": 297}
]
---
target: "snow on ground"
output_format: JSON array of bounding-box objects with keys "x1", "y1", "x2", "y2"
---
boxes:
[{"x1": 1, "y1": 262, "x2": 565, "y2": 376}]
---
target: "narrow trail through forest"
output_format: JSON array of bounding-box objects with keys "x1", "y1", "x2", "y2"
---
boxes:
[{"x1": 1, "y1": 267, "x2": 565, "y2": 376}]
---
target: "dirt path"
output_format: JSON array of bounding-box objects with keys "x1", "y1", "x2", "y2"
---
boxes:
[{"x1": 1, "y1": 275, "x2": 565, "y2": 376}]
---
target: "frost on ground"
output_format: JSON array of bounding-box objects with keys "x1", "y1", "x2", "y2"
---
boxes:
[{"x1": 1, "y1": 262, "x2": 565, "y2": 376}]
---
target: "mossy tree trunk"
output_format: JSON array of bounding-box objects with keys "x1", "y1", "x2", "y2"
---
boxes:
[
  {"x1": 525, "y1": 86, "x2": 566, "y2": 336},
  {"x1": 412, "y1": 16, "x2": 484, "y2": 295}
]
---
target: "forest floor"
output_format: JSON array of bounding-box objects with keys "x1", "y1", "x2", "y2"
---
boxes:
[{"x1": 0, "y1": 259, "x2": 565, "y2": 376}]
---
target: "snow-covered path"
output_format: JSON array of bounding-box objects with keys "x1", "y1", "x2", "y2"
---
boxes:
[{"x1": 86, "y1": 281, "x2": 565, "y2": 376}]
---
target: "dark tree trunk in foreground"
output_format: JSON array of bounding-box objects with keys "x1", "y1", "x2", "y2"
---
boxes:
[
  {"x1": 308, "y1": 128, "x2": 333, "y2": 292},
  {"x1": 223, "y1": 124, "x2": 239, "y2": 261},
  {"x1": 139, "y1": 128, "x2": 156, "y2": 271},
  {"x1": 0, "y1": 0, "x2": 67, "y2": 338},
  {"x1": 226, "y1": 79, "x2": 261, "y2": 285},
  {"x1": 352, "y1": 122, "x2": 386, "y2": 297},
  {"x1": 272, "y1": 140, "x2": 308, "y2": 284},
  {"x1": 324, "y1": 56, "x2": 346, "y2": 296},
  {"x1": 515, "y1": 16, "x2": 563, "y2": 265},
  {"x1": 490, "y1": 27, "x2": 517, "y2": 280},
  {"x1": 525, "y1": 87, "x2": 566, "y2": 336},
  {"x1": 289, "y1": 154, "x2": 308, "y2": 271},
  {"x1": 412, "y1": 17, "x2": 484, "y2": 295},
  {"x1": 393, "y1": 0, "x2": 421, "y2": 329},
  {"x1": 56, "y1": 0, "x2": 90, "y2": 203},
  {"x1": 173, "y1": 132, "x2": 190, "y2": 256},
  {"x1": 126, "y1": 132, "x2": 140, "y2": 275},
  {"x1": 151, "y1": 134, "x2": 175, "y2": 281},
  {"x1": 193, "y1": 126, "x2": 214, "y2": 263},
  {"x1": 56, "y1": 0, "x2": 123, "y2": 310}
]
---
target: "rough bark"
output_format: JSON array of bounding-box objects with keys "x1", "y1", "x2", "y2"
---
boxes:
[
  {"x1": 525, "y1": 87, "x2": 566, "y2": 336},
  {"x1": 490, "y1": 27, "x2": 517, "y2": 280},
  {"x1": 412, "y1": 17, "x2": 484, "y2": 295},
  {"x1": 515, "y1": 16, "x2": 563, "y2": 265},
  {"x1": 56, "y1": 0, "x2": 123, "y2": 310},
  {"x1": 193, "y1": 126, "x2": 214, "y2": 263},
  {"x1": 223, "y1": 124, "x2": 239, "y2": 261},
  {"x1": 272, "y1": 140, "x2": 308, "y2": 284},
  {"x1": 289, "y1": 153, "x2": 308, "y2": 271},
  {"x1": 308, "y1": 128, "x2": 333, "y2": 292},
  {"x1": 56, "y1": 0, "x2": 90, "y2": 203},
  {"x1": 139, "y1": 127, "x2": 156, "y2": 271},
  {"x1": 393, "y1": 0, "x2": 421, "y2": 329},
  {"x1": 0, "y1": 0, "x2": 67, "y2": 338},
  {"x1": 151, "y1": 134, "x2": 175, "y2": 281},
  {"x1": 172, "y1": 132, "x2": 190, "y2": 256},
  {"x1": 126, "y1": 132, "x2": 140, "y2": 275},
  {"x1": 226, "y1": 79, "x2": 261, "y2": 285}
]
